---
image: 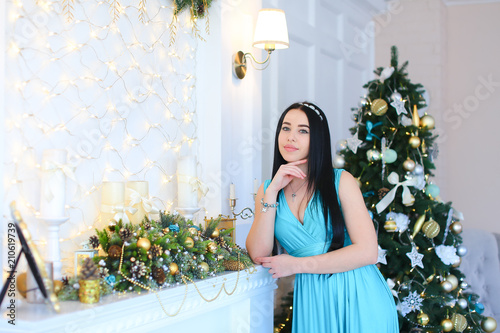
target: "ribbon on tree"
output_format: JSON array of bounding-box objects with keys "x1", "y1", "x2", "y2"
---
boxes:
[
  {"x1": 126, "y1": 187, "x2": 160, "y2": 214},
  {"x1": 41, "y1": 160, "x2": 76, "y2": 201},
  {"x1": 366, "y1": 121, "x2": 382, "y2": 141},
  {"x1": 101, "y1": 204, "x2": 137, "y2": 223},
  {"x1": 376, "y1": 172, "x2": 417, "y2": 213}
]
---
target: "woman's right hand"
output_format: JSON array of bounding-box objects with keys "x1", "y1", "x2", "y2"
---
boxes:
[{"x1": 267, "y1": 159, "x2": 308, "y2": 193}]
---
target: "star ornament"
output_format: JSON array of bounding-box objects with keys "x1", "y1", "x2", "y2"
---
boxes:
[
  {"x1": 406, "y1": 245, "x2": 424, "y2": 269},
  {"x1": 390, "y1": 98, "x2": 408, "y2": 115},
  {"x1": 346, "y1": 131, "x2": 363, "y2": 154},
  {"x1": 377, "y1": 245, "x2": 387, "y2": 265}
]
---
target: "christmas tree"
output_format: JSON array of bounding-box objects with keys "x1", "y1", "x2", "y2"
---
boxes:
[{"x1": 336, "y1": 46, "x2": 497, "y2": 333}]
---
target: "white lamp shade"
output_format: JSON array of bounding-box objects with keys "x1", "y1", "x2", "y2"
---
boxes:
[{"x1": 252, "y1": 9, "x2": 289, "y2": 50}]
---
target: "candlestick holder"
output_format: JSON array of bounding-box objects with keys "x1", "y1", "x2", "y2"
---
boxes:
[
  {"x1": 229, "y1": 197, "x2": 254, "y2": 220},
  {"x1": 37, "y1": 216, "x2": 69, "y2": 280},
  {"x1": 175, "y1": 207, "x2": 201, "y2": 221}
]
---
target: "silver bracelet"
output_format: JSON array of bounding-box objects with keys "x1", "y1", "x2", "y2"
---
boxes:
[{"x1": 261, "y1": 198, "x2": 279, "y2": 213}]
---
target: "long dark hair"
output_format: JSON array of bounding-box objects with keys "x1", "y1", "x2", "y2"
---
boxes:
[{"x1": 272, "y1": 102, "x2": 345, "y2": 251}]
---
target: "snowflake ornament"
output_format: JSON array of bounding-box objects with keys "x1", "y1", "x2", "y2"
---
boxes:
[
  {"x1": 390, "y1": 98, "x2": 408, "y2": 115},
  {"x1": 400, "y1": 291, "x2": 424, "y2": 316}
]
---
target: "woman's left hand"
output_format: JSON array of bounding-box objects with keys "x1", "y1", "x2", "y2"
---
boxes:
[{"x1": 255, "y1": 254, "x2": 297, "y2": 279}]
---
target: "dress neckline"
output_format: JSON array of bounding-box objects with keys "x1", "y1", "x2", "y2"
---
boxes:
[{"x1": 280, "y1": 190, "x2": 315, "y2": 226}]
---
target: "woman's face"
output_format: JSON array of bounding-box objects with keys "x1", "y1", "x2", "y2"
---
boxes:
[{"x1": 278, "y1": 108, "x2": 310, "y2": 163}]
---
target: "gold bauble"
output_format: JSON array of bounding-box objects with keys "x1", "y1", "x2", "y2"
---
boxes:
[
  {"x1": 481, "y1": 317, "x2": 498, "y2": 332},
  {"x1": 450, "y1": 221, "x2": 463, "y2": 235},
  {"x1": 207, "y1": 241, "x2": 218, "y2": 253},
  {"x1": 403, "y1": 158, "x2": 416, "y2": 172},
  {"x1": 441, "y1": 280, "x2": 453, "y2": 292},
  {"x1": 163, "y1": 227, "x2": 170, "y2": 234},
  {"x1": 451, "y1": 313, "x2": 467, "y2": 332},
  {"x1": 53, "y1": 280, "x2": 63, "y2": 295},
  {"x1": 169, "y1": 262, "x2": 179, "y2": 275},
  {"x1": 412, "y1": 105, "x2": 421, "y2": 127},
  {"x1": 452, "y1": 257, "x2": 462, "y2": 267},
  {"x1": 420, "y1": 114, "x2": 435, "y2": 129},
  {"x1": 403, "y1": 194, "x2": 415, "y2": 206},
  {"x1": 445, "y1": 274, "x2": 458, "y2": 290},
  {"x1": 417, "y1": 312, "x2": 430, "y2": 326},
  {"x1": 200, "y1": 262, "x2": 209, "y2": 272},
  {"x1": 17, "y1": 272, "x2": 27, "y2": 298},
  {"x1": 371, "y1": 98, "x2": 388, "y2": 116},
  {"x1": 211, "y1": 228, "x2": 220, "y2": 238},
  {"x1": 108, "y1": 219, "x2": 117, "y2": 232},
  {"x1": 188, "y1": 227, "x2": 198, "y2": 235},
  {"x1": 422, "y1": 219, "x2": 440, "y2": 238},
  {"x1": 137, "y1": 238, "x2": 151, "y2": 251},
  {"x1": 184, "y1": 237, "x2": 194, "y2": 249},
  {"x1": 441, "y1": 318, "x2": 454, "y2": 332},
  {"x1": 412, "y1": 214, "x2": 426, "y2": 238},
  {"x1": 384, "y1": 219, "x2": 397, "y2": 232},
  {"x1": 409, "y1": 135, "x2": 421, "y2": 149}
]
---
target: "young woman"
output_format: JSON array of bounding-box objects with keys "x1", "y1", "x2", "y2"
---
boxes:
[{"x1": 246, "y1": 102, "x2": 398, "y2": 332}]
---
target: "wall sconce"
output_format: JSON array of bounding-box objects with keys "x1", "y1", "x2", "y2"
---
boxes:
[{"x1": 233, "y1": 8, "x2": 289, "y2": 79}]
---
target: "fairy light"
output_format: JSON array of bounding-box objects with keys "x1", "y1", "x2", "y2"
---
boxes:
[{"x1": 4, "y1": 0, "x2": 206, "y2": 273}]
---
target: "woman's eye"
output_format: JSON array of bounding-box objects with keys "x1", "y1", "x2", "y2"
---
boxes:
[
  {"x1": 300, "y1": 129, "x2": 309, "y2": 134},
  {"x1": 281, "y1": 126, "x2": 290, "y2": 131}
]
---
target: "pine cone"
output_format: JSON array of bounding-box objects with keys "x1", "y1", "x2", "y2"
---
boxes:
[
  {"x1": 378, "y1": 187, "x2": 390, "y2": 200},
  {"x1": 79, "y1": 258, "x2": 100, "y2": 280},
  {"x1": 130, "y1": 261, "x2": 147, "y2": 278},
  {"x1": 89, "y1": 235, "x2": 100, "y2": 249},
  {"x1": 150, "y1": 244, "x2": 163, "y2": 259},
  {"x1": 119, "y1": 228, "x2": 132, "y2": 241},
  {"x1": 108, "y1": 245, "x2": 122, "y2": 259},
  {"x1": 214, "y1": 236, "x2": 226, "y2": 247},
  {"x1": 142, "y1": 221, "x2": 151, "y2": 230},
  {"x1": 152, "y1": 267, "x2": 166, "y2": 284},
  {"x1": 62, "y1": 276, "x2": 69, "y2": 286}
]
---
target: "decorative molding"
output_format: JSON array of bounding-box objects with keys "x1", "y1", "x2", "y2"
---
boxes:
[{"x1": 443, "y1": 0, "x2": 500, "y2": 5}]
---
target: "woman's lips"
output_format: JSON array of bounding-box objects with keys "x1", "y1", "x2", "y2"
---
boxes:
[{"x1": 284, "y1": 145, "x2": 298, "y2": 152}]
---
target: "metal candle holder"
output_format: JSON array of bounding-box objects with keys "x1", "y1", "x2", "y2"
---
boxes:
[{"x1": 229, "y1": 193, "x2": 255, "y2": 219}]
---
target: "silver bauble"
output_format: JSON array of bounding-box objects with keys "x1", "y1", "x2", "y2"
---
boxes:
[
  {"x1": 441, "y1": 280, "x2": 453, "y2": 292},
  {"x1": 391, "y1": 91, "x2": 402, "y2": 101},
  {"x1": 414, "y1": 164, "x2": 424, "y2": 175},
  {"x1": 403, "y1": 158, "x2": 416, "y2": 172},
  {"x1": 366, "y1": 149, "x2": 381, "y2": 162},
  {"x1": 457, "y1": 245, "x2": 468, "y2": 257},
  {"x1": 358, "y1": 97, "x2": 369, "y2": 108},
  {"x1": 457, "y1": 298, "x2": 468, "y2": 309},
  {"x1": 460, "y1": 281, "x2": 469, "y2": 289},
  {"x1": 336, "y1": 140, "x2": 348, "y2": 153},
  {"x1": 333, "y1": 154, "x2": 345, "y2": 168}
]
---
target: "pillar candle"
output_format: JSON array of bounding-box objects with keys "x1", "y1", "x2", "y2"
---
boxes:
[
  {"x1": 253, "y1": 178, "x2": 259, "y2": 194},
  {"x1": 125, "y1": 181, "x2": 149, "y2": 224},
  {"x1": 177, "y1": 156, "x2": 198, "y2": 208},
  {"x1": 40, "y1": 149, "x2": 67, "y2": 218},
  {"x1": 101, "y1": 181, "x2": 125, "y2": 224},
  {"x1": 229, "y1": 183, "x2": 236, "y2": 199}
]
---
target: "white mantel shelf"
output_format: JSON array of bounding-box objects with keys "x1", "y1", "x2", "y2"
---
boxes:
[{"x1": 1, "y1": 266, "x2": 277, "y2": 333}]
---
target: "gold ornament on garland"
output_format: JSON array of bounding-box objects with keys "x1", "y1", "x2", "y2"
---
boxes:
[
  {"x1": 441, "y1": 318, "x2": 454, "y2": 332},
  {"x1": 188, "y1": 227, "x2": 198, "y2": 235},
  {"x1": 417, "y1": 312, "x2": 430, "y2": 326},
  {"x1": 199, "y1": 262, "x2": 209, "y2": 272},
  {"x1": 371, "y1": 99, "x2": 388, "y2": 116},
  {"x1": 481, "y1": 317, "x2": 497, "y2": 332},
  {"x1": 422, "y1": 219, "x2": 440, "y2": 238},
  {"x1": 451, "y1": 313, "x2": 467, "y2": 332},
  {"x1": 169, "y1": 262, "x2": 179, "y2": 276},
  {"x1": 184, "y1": 237, "x2": 194, "y2": 249},
  {"x1": 207, "y1": 241, "x2": 217, "y2": 253},
  {"x1": 211, "y1": 228, "x2": 220, "y2": 238},
  {"x1": 137, "y1": 238, "x2": 151, "y2": 251}
]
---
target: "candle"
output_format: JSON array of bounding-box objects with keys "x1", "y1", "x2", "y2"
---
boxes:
[
  {"x1": 40, "y1": 149, "x2": 68, "y2": 218},
  {"x1": 125, "y1": 181, "x2": 149, "y2": 224},
  {"x1": 253, "y1": 178, "x2": 259, "y2": 194},
  {"x1": 177, "y1": 156, "x2": 198, "y2": 208},
  {"x1": 101, "y1": 181, "x2": 125, "y2": 224},
  {"x1": 229, "y1": 183, "x2": 236, "y2": 199}
]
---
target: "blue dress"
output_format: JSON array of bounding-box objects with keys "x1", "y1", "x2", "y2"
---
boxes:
[{"x1": 265, "y1": 169, "x2": 399, "y2": 333}]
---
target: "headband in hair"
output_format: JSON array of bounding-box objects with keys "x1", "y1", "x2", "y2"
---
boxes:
[{"x1": 299, "y1": 102, "x2": 323, "y2": 121}]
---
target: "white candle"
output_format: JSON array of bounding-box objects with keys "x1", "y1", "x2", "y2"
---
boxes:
[
  {"x1": 101, "y1": 181, "x2": 125, "y2": 224},
  {"x1": 177, "y1": 156, "x2": 198, "y2": 208},
  {"x1": 229, "y1": 183, "x2": 236, "y2": 199},
  {"x1": 40, "y1": 149, "x2": 68, "y2": 218},
  {"x1": 126, "y1": 181, "x2": 149, "y2": 224},
  {"x1": 253, "y1": 178, "x2": 259, "y2": 194}
]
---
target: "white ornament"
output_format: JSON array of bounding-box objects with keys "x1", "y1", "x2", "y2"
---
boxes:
[
  {"x1": 390, "y1": 98, "x2": 408, "y2": 115},
  {"x1": 406, "y1": 245, "x2": 424, "y2": 269},
  {"x1": 387, "y1": 278, "x2": 398, "y2": 297},
  {"x1": 401, "y1": 116, "x2": 413, "y2": 127},
  {"x1": 400, "y1": 291, "x2": 424, "y2": 316},
  {"x1": 377, "y1": 245, "x2": 388, "y2": 265},
  {"x1": 347, "y1": 131, "x2": 363, "y2": 154},
  {"x1": 379, "y1": 67, "x2": 395, "y2": 83},
  {"x1": 436, "y1": 245, "x2": 460, "y2": 265}
]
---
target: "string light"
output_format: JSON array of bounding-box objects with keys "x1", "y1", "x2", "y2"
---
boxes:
[{"x1": 4, "y1": 0, "x2": 207, "y2": 276}]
